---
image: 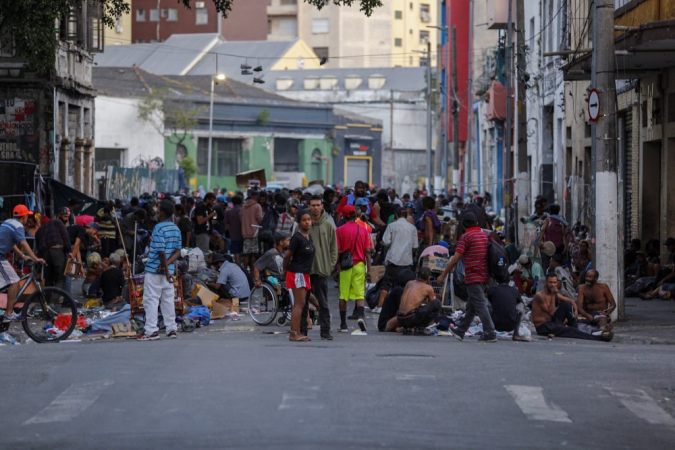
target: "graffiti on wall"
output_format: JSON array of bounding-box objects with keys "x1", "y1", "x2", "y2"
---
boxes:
[
  {"x1": 0, "y1": 98, "x2": 39, "y2": 163},
  {"x1": 107, "y1": 166, "x2": 179, "y2": 200}
]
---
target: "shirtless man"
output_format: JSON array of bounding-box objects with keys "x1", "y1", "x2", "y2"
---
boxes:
[
  {"x1": 576, "y1": 269, "x2": 616, "y2": 331},
  {"x1": 385, "y1": 268, "x2": 440, "y2": 335},
  {"x1": 532, "y1": 273, "x2": 613, "y2": 342}
]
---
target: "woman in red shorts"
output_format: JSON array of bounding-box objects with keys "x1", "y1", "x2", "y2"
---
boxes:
[{"x1": 283, "y1": 209, "x2": 315, "y2": 342}]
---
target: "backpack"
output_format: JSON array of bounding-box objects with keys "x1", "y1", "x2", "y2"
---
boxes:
[
  {"x1": 486, "y1": 235, "x2": 509, "y2": 282},
  {"x1": 544, "y1": 218, "x2": 565, "y2": 248},
  {"x1": 259, "y1": 208, "x2": 279, "y2": 245}
]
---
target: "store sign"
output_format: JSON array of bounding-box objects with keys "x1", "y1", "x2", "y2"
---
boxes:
[{"x1": 348, "y1": 140, "x2": 370, "y2": 156}]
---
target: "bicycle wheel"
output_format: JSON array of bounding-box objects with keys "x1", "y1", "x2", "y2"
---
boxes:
[
  {"x1": 21, "y1": 287, "x2": 78, "y2": 343},
  {"x1": 248, "y1": 283, "x2": 278, "y2": 326}
]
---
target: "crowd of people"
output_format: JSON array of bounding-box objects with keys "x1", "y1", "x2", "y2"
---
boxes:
[{"x1": 0, "y1": 183, "x2": 620, "y2": 344}]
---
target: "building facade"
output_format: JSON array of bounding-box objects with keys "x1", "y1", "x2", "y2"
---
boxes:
[{"x1": 131, "y1": 0, "x2": 267, "y2": 43}]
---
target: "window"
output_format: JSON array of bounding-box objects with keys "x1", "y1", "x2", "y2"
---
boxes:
[
  {"x1": 419, "y1": 30, "x2": 430, "y2": 44},
  {"x1": 420, "y1": 57, "x2": 429, "y2": 67},
  {"x1": 420, "y1": 3, "x2": 431, "y2": 22},
  {"x1": 149, "y1": 9, "x2": 159, "y2": 22},
  {"x1": 312, "y1": 18, "x2": 329, "y2": 34},
  {"x1": 281, "y1": 0, "x2": 297, "y2": 4},
  {"x1": 279, "y1": 18, "x2": 297, "y2": 35},
  {"x1": 95, "y1": 148, "x2": 124, "y2": 172},
  {"x1": 0, "y1": 18, "x2": 15, "y2": 56},
  {"x1": 395, "y1": 10, "x2": 402, "y2": 19},
  {"x1": 161, "y1": 8, "x2": 167, "y2": 18},
  {"x1": 136, "y1": 8, "x2": 146, "y2": 22},
  {"x1": 313, "y1": 47, "x2": 329, "y2": 61},
  {"x1": 394, "y1": 38, "x2": 402, "y2": 47},
  {"x1": 196, "y1": 8, "x2": 208, "y2": 25},
  {"x1": 197, "y1": 138, "x2": 241, "y2": 176},
  {"x1": 167, "y1": 8, "x2": 178, "y2": 21}
]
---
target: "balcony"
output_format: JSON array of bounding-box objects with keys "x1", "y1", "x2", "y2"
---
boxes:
[{"x1": 267, "y1": 0, "x2": 298, "y2": 17}]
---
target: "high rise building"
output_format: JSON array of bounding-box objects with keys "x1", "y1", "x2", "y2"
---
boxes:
[
  {"x1": 267, "y1": 0, "x2": 438, "y2": 68},
  {"x1": 131, "y1": 0, "x2": 267, "y2": 43}
]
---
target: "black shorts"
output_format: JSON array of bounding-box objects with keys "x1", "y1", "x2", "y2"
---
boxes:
[
  {"x1": 396, "y1": 300, "x2": 441, "y2": 329},
  {"x1": 381, "y1": 264, "x2": 408, "y2": 291}
]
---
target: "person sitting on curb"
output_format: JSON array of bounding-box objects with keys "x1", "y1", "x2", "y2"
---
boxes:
[
  {"x1": 532, "y1": 272, "x2": 613, "y2": 342},
  {"x1": 576, "y1": 269, "x2": 616, "y2": 332},
  {"x1": 487, "y1": 276, "x2": 531, "y2": 342}
]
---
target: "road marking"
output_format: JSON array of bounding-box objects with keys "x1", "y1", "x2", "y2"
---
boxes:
[
  {"x1": 396, "y1": 374, "x2": 437, "y2": 381},
  {"x1": 606, "y1": 388, "x2": 675, "y2": 426},
  {"x1": 24, "y1": 381, "x2": 113, "y2": 425},
  {"x1": 505, "y1": 385, "x2": 572, "y2": 423},
  {"x1": 278, "y1": 386, "x2": 322, "y2": 411}
]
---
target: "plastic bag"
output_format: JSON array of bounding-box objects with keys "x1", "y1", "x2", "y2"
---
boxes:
[
  {"x1": 186, "y1": 306, "x2": 211, "y2": 326},
  {"x1": 54, "y1": 315, "x2": 89, "y2": 331},
  {"x1": 0, "y1": 332, "x2": 18, "y2": 345}
]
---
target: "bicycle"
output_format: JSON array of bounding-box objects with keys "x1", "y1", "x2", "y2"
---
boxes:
[{"x1": 0, "y1": 263, "x2": 79, "y2": 343}]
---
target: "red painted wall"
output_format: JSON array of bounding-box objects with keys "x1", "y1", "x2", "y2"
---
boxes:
[
  {"x1": 132, "y1": 0, "x2": 267, "y2": 43},
  {"x1": 443, "y1": 0, "x2": 470, "y2": 143}
]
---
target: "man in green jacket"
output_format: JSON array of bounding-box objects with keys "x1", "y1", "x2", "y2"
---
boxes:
[{"x1": 302, "y1": 194, "x2": 338, "y2": 340}]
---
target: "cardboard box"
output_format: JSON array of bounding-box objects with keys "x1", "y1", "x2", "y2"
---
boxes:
[
  {"x1": 196, "y1": 285, "x2": 219, "y2": 308},
  {"x1": 424, "y1": 256, "x2": 449, "y2": 272},
  {"x1": 368, "y1": 266, "x2": 386, "y2": 282},
  {"x1": 111, "y1": 323, "x2": 136, "y2": 337},
  {"x1": 211, "y1": 297, "x2": 240, "y2": 319}
]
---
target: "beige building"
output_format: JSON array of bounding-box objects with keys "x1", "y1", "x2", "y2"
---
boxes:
[
  {"x1": 267, "y1": 0, "x2": 438, "y2": 68},
  {"x1": 104, "y1": 0, "x2": 132, "y2": 45}
]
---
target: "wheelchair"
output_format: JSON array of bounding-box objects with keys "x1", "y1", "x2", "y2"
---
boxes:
[{"x1": 248, "y1": 277, "x2": 293, "y2": 326}]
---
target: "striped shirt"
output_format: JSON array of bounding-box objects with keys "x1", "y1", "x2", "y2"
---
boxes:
[
  {"x1": 0, "y1": 219, "x2": 26, "y2": 261},
  {"x1": 144, "y1": 221, "x2": 182, "y2": 275},
  {"x1": 455, "y1": 227, "x2": 489, "y2": 284}
]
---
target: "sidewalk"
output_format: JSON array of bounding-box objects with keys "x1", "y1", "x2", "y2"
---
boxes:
[{"x1": 614, "y1": 296, "x2": 675, "y2": 345}]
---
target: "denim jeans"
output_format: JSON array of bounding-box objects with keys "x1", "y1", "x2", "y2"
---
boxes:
[{"x1": 457, "y1": 283, "x2": 496, "y2": 338}]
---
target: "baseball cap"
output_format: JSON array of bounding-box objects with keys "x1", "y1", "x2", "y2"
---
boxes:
[
  {"x1": 85, "y1": 222, "x2": 99, "y2": 230},
  {"x1": 342, "y1": 205, "x2": 356, "y2": 217},
  {"x1": 354, "y1": 197, "x2": 369, "y2": 206},
  {"x1": 217, "y1": 195, "x2": 226, "y2": 203},
  {"x1": 395, "y1": 206, "x2": 405, "y2": 215},
  {"x1": 296, "y1": 203, "x2": 308, "y2": 210},
  {"x1": 57, "y1": 207, "x2": 71, "y2": 215},
  {"x1": 13, "y1": 204, "x2": 33, "y2": 217},
  {"x1": 664, "y1": 237, "x2": 675, "y2": 246}
]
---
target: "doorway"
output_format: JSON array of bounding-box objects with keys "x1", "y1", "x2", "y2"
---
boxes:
[{"x1": 641, "y1": 141, "x2": 661, "y2": 243}]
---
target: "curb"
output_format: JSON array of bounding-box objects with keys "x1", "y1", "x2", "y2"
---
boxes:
[{"x1": 613, "y1": 334, "x2": 675, "y2": 346}]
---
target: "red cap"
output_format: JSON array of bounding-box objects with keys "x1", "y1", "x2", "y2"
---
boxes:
[
  {"x1": 342, "y1": 205, "x2": 356, "y2": 218},
  {"x1": 13, "y1": 204, "x2": 33, "y2": 217}
]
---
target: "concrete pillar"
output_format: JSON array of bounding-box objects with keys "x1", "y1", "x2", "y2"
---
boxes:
[
  {"x1": 84, "y1": 139, "x2": 94, "y2": 197},
  {"x1": 59, "y1": 137, "x2": 70, "y2": 184},
  {"x1": 74, "y1": 138, "x2": 85, "y2": 192}
]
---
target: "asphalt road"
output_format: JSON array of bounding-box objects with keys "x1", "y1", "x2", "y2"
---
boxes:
[{"x1": 1, "y1": 298, "x2": 675, "y2": 449}]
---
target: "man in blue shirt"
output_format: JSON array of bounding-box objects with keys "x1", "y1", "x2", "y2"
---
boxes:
[
  {"x1": 137, "y1": 200, "x2": 182, "y2": 341},
  {"x1": 1, "y1": 205, "x2": 45, "y2": 322}
]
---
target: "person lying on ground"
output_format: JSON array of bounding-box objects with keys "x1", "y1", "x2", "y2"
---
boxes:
[
  {"x1": 208, "y1": 254, "x2": 251, "y2": 301},
  {"x1": 576, "y1": 269, "x2": 615, "y2": 331},
  {"x1": 487, "y1": 277, "x2": 530, "y2": 342},
  {"x1": 532, "y1": 272, "x2": 613, "y2": 342},
  {"x1": 378, "y1": 269, "x2": 417, "y2": 332},
  {"x1": 385, "y1": 267, "x2": 440, "y2": 335}
]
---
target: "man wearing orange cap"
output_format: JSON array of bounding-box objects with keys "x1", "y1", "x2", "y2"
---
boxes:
[{"x1": 1, "y1": 205, "x2": 45, "y2": 322}]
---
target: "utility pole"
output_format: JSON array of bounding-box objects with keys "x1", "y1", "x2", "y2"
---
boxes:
[
  {"x1": 426, "y1": 41, "x2": 433, "y2": 193},
  {"x1": 591, "y1": 0, "x2": 620, "y2": 320},
  {"x1": 503, "y1": 0, "x2": 514, "y2": 241},
  {"x1": 515, "y1": 0, "x2": 529, "y2": 243},
  {"x1": 451, "y1": 25, "x2": 460, "y2": 192},
  {"x1": 466, "y1": 0, "x2": 474, "y2": 193}
]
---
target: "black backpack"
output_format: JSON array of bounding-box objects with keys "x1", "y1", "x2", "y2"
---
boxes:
[{"x1": 486, "y1": 233, "x2": 509, "y2": 282}]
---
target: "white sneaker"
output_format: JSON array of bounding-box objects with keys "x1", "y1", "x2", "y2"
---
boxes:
[{"x1": 371, "y1": 307, "x2": 382, "y2": 314}]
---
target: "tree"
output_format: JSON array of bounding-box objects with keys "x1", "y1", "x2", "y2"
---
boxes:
[
  {"x1": 1, "y1": 0, "x2": 383, "y2": 74},
  {"x1": 137, "y1": 86, "x2": 206, "y2": 148}
]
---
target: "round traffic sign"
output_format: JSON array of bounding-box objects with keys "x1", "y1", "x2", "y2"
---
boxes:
[{"x1": 588, "y1": 88, "x2": 600, "y2": 122}]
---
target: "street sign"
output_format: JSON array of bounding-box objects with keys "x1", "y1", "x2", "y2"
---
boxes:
[{"x1": 588, "y1": 88, "x2": 600, "y2": 122}]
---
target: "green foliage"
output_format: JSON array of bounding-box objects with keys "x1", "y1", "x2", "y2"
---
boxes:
[
  {"x1": 256, "y1": 108, "x2": 270, "y2": 125},
  {"x1": 2, "y1": 0, "x2": 382, "y2": 74},
  {"x1": 179, "y1": 156, "x2": 198, "y2": 180},
  {"x1": 137, "y1": 86, "x2": 206, "y2": 146}
]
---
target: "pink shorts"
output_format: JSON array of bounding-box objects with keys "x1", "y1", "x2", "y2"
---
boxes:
[{"x1": 286, "y1": 272, "x2": 311, "y2": 290}]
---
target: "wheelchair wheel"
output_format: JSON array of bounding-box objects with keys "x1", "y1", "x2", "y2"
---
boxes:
[
  {"x1": 248, "y1": 282, "x2": 279, "y2": 326},
  {"x1": 276, "y1": 316, "x2": 287, "y2": 326}
]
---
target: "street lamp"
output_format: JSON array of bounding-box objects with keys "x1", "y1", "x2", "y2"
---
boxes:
[{"x1": 207, "y1": 73, "x2": 227, "y2": 192}]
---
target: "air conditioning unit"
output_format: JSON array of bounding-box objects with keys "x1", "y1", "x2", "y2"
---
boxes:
[
  {"x1": 195, "y1": 1, "x2": 205, "y2": 8},
  {"x1": 116, "y1": 25, "x2": 123, "y2": 34}
]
